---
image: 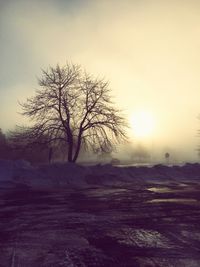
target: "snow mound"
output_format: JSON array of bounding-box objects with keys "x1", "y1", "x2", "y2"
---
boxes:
[
  {"x1": 1, "y1": 160, "x2": 200, "y2": 189},
  {"x1": 0, "y1": 160, "x2": 32, "y2": 181}
]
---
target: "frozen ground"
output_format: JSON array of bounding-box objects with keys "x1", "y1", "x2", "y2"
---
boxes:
[{"x1": 0, "y1": 160, "x2": 200, "y2": 266}]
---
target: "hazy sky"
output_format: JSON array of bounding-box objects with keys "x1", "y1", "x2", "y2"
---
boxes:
[{"x1": 1, "y1": 0, "x2": 200, "y2": 161}]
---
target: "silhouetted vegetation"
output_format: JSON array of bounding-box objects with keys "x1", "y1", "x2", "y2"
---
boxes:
[
  {"x1": 0, "y1": 129, "x2": 8, "y2": 158},
  {"x1": 10, "y1": 63, "x2": 128, "y2": 163},
  {"x1": 0, "y1": 128, "x2": 49, "y2": 163}
]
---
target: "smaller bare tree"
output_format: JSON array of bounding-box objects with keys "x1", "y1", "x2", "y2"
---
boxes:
[{"x1": 11, "y1": 63, "x2": 128, "y2": 162}]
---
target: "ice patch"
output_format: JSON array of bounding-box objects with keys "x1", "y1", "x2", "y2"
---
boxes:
[{"x1": 108, "y1": 228, "x2": 173, "y2": 248}]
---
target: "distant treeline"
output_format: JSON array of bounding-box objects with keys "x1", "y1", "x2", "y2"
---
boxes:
[
  {"x1": 0, "y1": 128, "x2": 153, "y2": 165},
  {"x1": 0, "y1": 128, "x2": 67, "y2": 164}
]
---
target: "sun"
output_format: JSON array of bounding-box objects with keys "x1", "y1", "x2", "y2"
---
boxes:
[{"x1": 130, "y1": 111, "x2": 155, "y2": 139}]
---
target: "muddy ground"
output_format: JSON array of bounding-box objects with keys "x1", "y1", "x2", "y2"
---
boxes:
[{"x1": 0, "y1": 180, "x2": 200, "y2": 267}]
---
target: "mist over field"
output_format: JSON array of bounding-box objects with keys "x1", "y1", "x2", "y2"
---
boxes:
[
  {"x1": 1, "y1": 0, "x2": 200, "y2": 162},
  {"x1": 1, "y1": 2, "x2": 200, "y2": 266}
]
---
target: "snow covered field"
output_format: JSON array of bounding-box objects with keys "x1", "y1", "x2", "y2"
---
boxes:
[
  {"x1": 0, "y1": 160, "x2": 200, "y2": 266},
  {"x1": 1, "y1": 159, "x2": 200, "y2": 189}
]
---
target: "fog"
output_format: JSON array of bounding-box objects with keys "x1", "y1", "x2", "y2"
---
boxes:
[{"x1": 1, "y1": 0, "x2": 200, "y2": 162}]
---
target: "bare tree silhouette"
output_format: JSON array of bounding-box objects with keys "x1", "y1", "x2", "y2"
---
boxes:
[{"x1": 11, "y1": 63, "x2": 128, "y2": 162}]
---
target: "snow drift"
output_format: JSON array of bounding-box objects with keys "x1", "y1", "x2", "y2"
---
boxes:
[{"x1": 0, "y1": 159, "x2": 200, "y2": 189}]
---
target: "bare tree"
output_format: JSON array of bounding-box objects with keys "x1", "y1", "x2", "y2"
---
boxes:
[{"x1": 11, "y1": 63, "x2": 128, "y2": 162}]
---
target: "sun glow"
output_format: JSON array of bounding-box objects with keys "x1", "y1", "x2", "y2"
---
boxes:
[{"x1": 130, "y1": 111, "x2": 156, "y2": 139}]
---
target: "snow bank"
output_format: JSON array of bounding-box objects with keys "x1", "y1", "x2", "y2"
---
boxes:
[
  {"x1": 0, "y1": 160, "x2": 32, "y2": 181},
  {"x1": 1, "y1": 160, "x2": 200, "y2": 189}
]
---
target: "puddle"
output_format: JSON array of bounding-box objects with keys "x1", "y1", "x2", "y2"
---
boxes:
[
  {"x1": 148, "y1": 185, "x2": 200, "y2": 193},
  {"x1": 147, "y1": 198, "x2": 198, "y2": 204},
  {"x1": 86, "y1": 188, "x2": 128, "y2": 197},
  {"x1": 148, "y1": 187, "x2": 172, "y2": 193}
]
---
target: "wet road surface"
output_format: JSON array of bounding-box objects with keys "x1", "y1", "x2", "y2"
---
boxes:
[{"x1": 0, "y1": 181, "x2": 200, "y2": 266}]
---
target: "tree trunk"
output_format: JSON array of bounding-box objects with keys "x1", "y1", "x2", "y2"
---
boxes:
[
  {"x1": 72, "y1": 133, "x2": 82, "y2": 163},
  {"x1": 67, "y1": 134, "x2": 73, "y2": 162},
  {"x1": 67, "y1": 144, "x2": 73, "y2": 162}
]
